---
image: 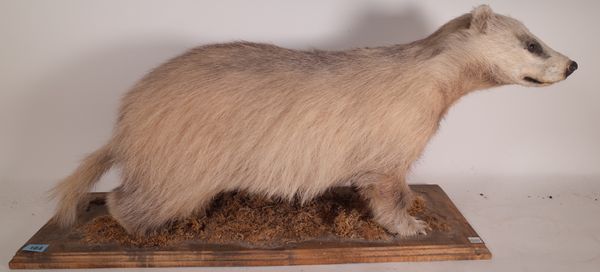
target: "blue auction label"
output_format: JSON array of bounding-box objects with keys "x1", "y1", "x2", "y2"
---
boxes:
[{"x1": 22, "y1": 244, "x2": 49, "y2": 252}]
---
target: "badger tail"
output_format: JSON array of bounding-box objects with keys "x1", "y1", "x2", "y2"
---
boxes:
[{"x1": 49, "y1": 143, "x2": 114, "y2": 227}]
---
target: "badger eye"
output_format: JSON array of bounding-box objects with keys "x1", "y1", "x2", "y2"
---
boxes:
[{"x1": 527, "y1": 42, "x2": 539, "y2": 53}]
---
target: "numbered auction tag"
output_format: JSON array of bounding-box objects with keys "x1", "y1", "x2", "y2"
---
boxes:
[
  {"x1": 467, "y1": 237, "x2": 484, "y2": 244},
  {"x1": 22, "y1": 244, "x2": 49, "y2": 252}
]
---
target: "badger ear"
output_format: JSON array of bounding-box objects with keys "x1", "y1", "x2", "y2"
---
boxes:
[{"x1": 471, "y1": 5, "x2": 495, "y2": 33}]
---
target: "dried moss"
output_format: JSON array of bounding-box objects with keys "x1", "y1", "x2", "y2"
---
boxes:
[{"x1": 81, "y1": 188, "x2": 448, "y2": 248}]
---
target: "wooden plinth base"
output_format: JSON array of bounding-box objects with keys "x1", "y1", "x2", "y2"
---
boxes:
[{"x1": 9, "y1": 185, "x2": 490, "y2": 269}]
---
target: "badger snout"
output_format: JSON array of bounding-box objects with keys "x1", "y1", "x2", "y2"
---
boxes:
[{"x1": 565, "y1": 60, "x2": 578, "y2": 77}]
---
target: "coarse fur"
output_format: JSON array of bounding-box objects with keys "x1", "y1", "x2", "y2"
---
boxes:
[{"x1": 51, "y1": 5, "x2": 576, "y2": 236}]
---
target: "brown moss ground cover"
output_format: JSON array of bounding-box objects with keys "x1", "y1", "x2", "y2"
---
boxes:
[{"x1": 80, "y1": 188, "x2": 449, "y2": 248}]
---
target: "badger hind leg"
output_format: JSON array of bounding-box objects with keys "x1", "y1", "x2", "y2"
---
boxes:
[
  {"x1": 354, "y1": 173, "x2": 429, "y2": 237},
  {"x1": 106, "y1": 185, "x2": 215, "y2": 236}
]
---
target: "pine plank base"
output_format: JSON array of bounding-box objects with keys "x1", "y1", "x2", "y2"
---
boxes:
[{"x1": 9, "y1": 185, "x2": 490, "y2": 269}]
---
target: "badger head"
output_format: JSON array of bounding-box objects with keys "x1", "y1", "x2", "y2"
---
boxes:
[{"x1": 466, "y1": 5, "x2": 577, "y2": 86}]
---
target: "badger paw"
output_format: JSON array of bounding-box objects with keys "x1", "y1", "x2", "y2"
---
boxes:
[{"x1": 392, "y1": 217, "x2": 430, "y2": 238}]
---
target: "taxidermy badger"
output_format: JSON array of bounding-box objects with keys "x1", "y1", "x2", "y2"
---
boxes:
[{"x1": 52, "y1": 5, "x2": 577, "y2": 237}]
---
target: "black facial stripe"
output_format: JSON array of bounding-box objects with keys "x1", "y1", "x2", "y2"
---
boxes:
[
  {"x1": 517, "y1": 34, "x2": 551, "y2": 59},
  {"x1": 527, "y1": 41, "x2": 550, "y2": 58}
]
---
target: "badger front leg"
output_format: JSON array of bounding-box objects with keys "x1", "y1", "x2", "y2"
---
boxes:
[{"x1": 354, "y1": 172, "x2": 428, "y2": 237}]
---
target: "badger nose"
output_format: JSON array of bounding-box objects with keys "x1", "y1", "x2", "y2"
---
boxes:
[{"x1": 565, "y1": 61, "x2": 578, "y2": 77}]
